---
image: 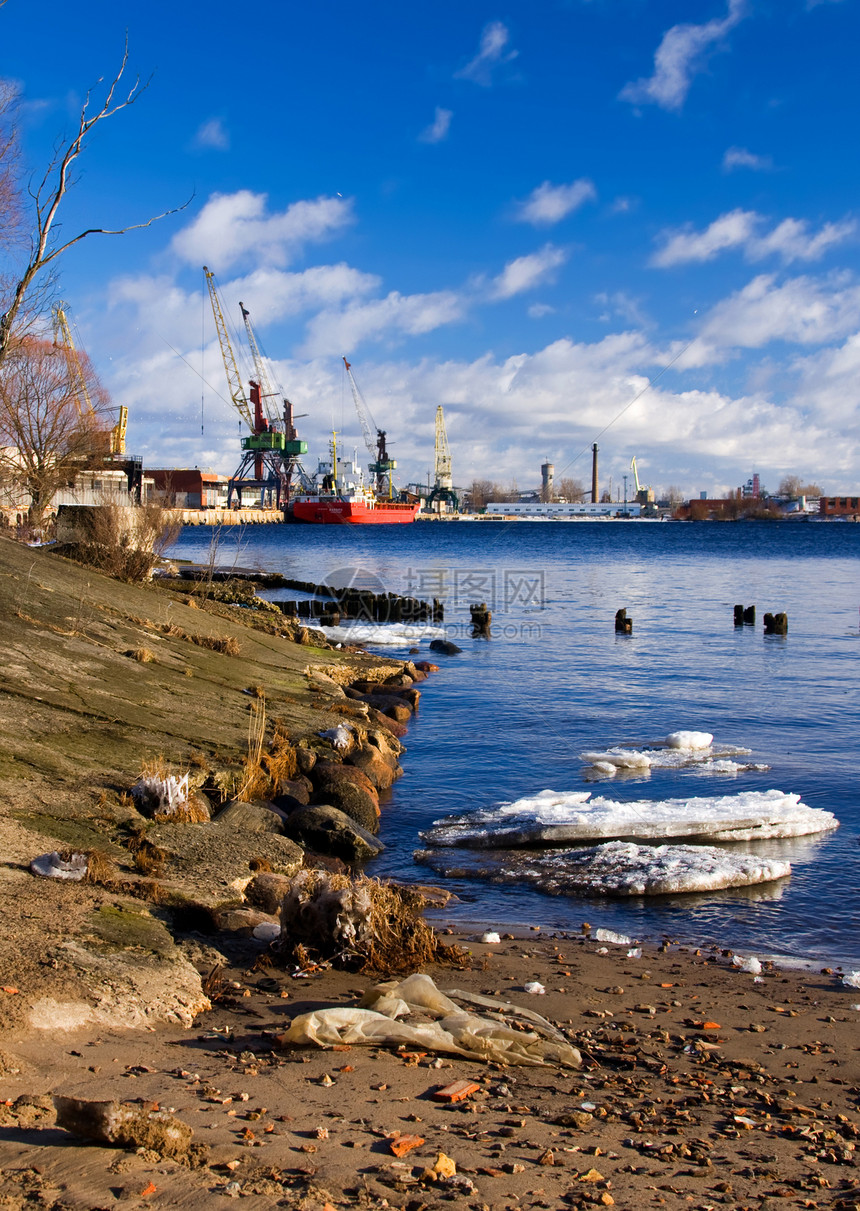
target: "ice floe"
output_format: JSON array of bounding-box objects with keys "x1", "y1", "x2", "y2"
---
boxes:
[
  {"x1": 420, "y1": 788, "x2": 838, "y2": 848},
  {"x1": 581, "y1": 732, "x2": 768, "y2": 777},
  {"x1": 320, "y1": 622, "x2": 445, "y2": 647},
  {"x1": 416, "y1": 841, "x2": 791, "y2": 897}
]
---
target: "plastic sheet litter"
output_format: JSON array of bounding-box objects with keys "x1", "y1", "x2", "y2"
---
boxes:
[{"x1": 277, "y1": 972, "x2": 581, "y2": 1068}]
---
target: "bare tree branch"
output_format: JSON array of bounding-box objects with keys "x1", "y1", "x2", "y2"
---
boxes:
[{"x1": 0, "y1": 38, "x2": 188, "y2": 363}]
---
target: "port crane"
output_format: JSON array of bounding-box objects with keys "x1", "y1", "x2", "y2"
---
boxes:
[
  {"x1": 240, "y1": 300, "x2": 313, "y2": 500},
  {"x1": 52, "y1": 303, "x2": 127, "y2": 456},
  {"x1": 426, "y1": 404, "x2": 458, "y2": 512},
  {"x1": 630, "y1": 455, "x2": 654, "y2": 504},
  {"x1": 204, "y1": 266, "x2": 308, "y2": 509},
  {"x1": 342, "y1": 357, "x2": 396, "y2": 497}
]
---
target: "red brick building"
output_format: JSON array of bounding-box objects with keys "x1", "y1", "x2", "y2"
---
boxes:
[
  {"x1": 819, "y1": 496, "x2": 860, "y2": 518},
  {"x1": 148, "y1": 469, "x2": 229, "y2": 509}
]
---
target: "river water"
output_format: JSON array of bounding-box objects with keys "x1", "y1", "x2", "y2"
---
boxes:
[{"x1": 168, "y1": 520, "x2": 860, "y2": 967}]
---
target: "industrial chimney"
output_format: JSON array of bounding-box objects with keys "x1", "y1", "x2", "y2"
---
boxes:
[{"x1": 591, "y1": 443, "x2": 599, "y2": 503}]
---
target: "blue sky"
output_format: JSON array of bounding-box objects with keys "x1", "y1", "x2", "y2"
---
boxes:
[{"x1": 3, "y1": 0, "x2": 860, "y2": 498}]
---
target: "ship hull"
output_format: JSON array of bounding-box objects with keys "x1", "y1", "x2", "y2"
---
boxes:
[{"x1": 290, "y1": 498, "x2": 419, "y2": 524}]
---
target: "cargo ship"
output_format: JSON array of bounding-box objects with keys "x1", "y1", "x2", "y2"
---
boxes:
[
  {"x1": 291, "y1": 490, "x2": 419, "y2": 524},
  {"x1": 287, "y1": 435, "x2": 419, "y2": 524}
]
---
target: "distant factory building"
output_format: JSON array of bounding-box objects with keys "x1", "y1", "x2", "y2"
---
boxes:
[
  {"x1": 819, "y1": 496, "x2": 860, "y2": 518},
  {"x1": 486, "y1": 501, "x2": 641, "y2": 519}
]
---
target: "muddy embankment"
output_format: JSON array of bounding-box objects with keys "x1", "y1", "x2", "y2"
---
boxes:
[{"x1": 0, "y1": 535, "x2": 431, "y2": 1038}]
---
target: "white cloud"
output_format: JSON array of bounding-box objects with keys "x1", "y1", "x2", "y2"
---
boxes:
[
  {"x1": 652, "y1": 209, "x2": 856, "y2": 267},
  {"x1": 419, "y1": 107, "x2": 453, "y2": 144},
  {"x1": 455, "y1": 21, "x2": 518, "y2": 86},
  {"x1": 619, "y1": 0, "x2": 746, "y2": 112},
  {"x1": 301, "y1": 290, "x2": 466, "y2": 357},
  {"x1": 489, "y1": 245, "x2": 567, "y2": 300},
  {"x1": 192, "y1": 118, "x2": 230, "y2": 152},
  {"x1": 170, "y1": 190, "x2": 355, "y2": 272},
  {"x1": 516, "y1": 179, "x2": 597, "y2": 226},
  {"x1": 722, "y1": 146, "x2": 772, "y2": 172},
  {"x1": 693, "y1": 273, "x2": 860, "y2": 360},
  {"x1": 595, "y1": 291, "x2": 649, "y2": 328},
  {"x1": 528, "y1": 303, "x2": 555, "y2": 319}
]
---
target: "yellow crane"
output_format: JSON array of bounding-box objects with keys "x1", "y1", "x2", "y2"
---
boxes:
[
  {"x1": 52, "y1": 303, "x2": 127, "y2": 455},
  {"x1": 630, "y1": 456, "x2": 654, "y2": 504}
]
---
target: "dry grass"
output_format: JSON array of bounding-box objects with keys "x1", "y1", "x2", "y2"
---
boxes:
[
  {"x1": 55, "y1": 849, "x2": 117, "y2": 885},
  {"x1": 236, "y1": 697, "x2": 268, "y2": 801},
  {"x1": 193, "y1": 634, "x2": 240, "y2": 656},
  {"x1": 153, "y1": 621, "x2": 241, "y2": 656},
  {"x1": 129, "y1": 647, "x2": 155, "y2": 663},
  {"x1": 125, "y1": 828, "x2": 168, "y2": 877}
]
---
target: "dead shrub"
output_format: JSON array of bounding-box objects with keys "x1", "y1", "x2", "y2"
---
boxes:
[
  {"x1": 62, "y1": 498, "x2": 182, "y2": 584},
  {"x1": 278, "y1": 871, "x2": 466, "y2": 976}
]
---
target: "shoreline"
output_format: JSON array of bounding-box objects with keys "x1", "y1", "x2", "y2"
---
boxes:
[
  {"x1": 2, "y1": 535, "x2": 859, "y2": 1207},
  {"x1": 2, "y1": 924, "x2": 859, "y2": 1209}
]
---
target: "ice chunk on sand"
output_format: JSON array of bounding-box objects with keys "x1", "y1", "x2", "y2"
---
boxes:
[
  {"x1": 594, "y1": 928, "x2": 632, "y2": 944},
  {"x1": 30, "y1": 851, "x2": 88, "y2": 881},
  {"x1": 666, "y1": 731, "x2": 713, "y2": 750},
  {"x1": 417, "y1": 841, "x2": 791, "y2": 897},
  {"x1": 733, "y1": 955, "x2": 763, "y2": 975},
  {"x1": 842, "y1": 971, "x2": 860, "y2": 989},
  {"x1": 420, "y1": 788, "x2": 837, "y2": 848}
]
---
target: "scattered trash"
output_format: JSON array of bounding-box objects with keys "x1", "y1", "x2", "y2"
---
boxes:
[
  {"x1": 524, "y1": 981, "x2": 546, "y2": 995},
  {"x1": 626, "y1": 948, "x2": 642, "y2": 959},
  {"x1": 732, "y1": 955, "x2": 763, "y2": 975}
]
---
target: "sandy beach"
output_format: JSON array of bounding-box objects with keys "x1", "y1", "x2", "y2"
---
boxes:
[{"x1": 2, "y1": 925, "x2": 858, "y2": 1210}]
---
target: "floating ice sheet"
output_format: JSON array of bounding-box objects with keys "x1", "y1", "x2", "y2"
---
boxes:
[
  {"x1": 420, "y1": 788, "x2": 838, "y2": 848},
  {"x1": 320, "y1": 622, "x2": 445, "y2": 647},
  {"x1": 416, "y1": 840, "x2": 791, "y2": 897},
  {"x1": 581, "y1": 732, "x2": 767, "y2": 776}
]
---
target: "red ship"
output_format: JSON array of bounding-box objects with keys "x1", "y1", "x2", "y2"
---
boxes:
[{"x1": 291, "y1": 492, "x2": 419, "y2": 524}]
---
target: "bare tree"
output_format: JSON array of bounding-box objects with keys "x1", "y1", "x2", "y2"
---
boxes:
[
  {"x1": 0, "y1": 40, "x2": 187, "y2": 365},
  {"x1": 0, "y1": 336, "x2": 111, "y2": 530},
  {"x1": 778, "y1": 474, "x2": 823, "y2": 498},
  {"x1": 558, "y1": 476, "x2": 585, "y2": 502}
]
